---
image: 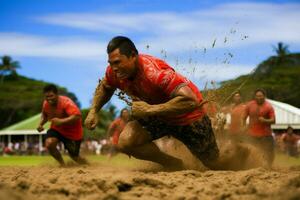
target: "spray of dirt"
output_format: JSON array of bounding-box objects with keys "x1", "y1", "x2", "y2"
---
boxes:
[{"x1": 154, "y1": 134, "x2": 271, "y2": 171}]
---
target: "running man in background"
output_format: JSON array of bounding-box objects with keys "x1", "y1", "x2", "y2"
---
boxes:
[
  {"x1": 85, "y1": 36, "x2": 220, "y2": 170},
  {"x1": 281, "y1": 126, "x2": 300, "y2": 157},
  {"x1": 223, "y1": 91, "x2": 246, "y2": 142},
  {"x1": 37, "y1": 84, "x2": 87, "y2": 166},
  {"x1": 243, "y1": 88, "x2": 275, "y2": 167},
  {"x1": 107, "y1": 108, "x2": 130, "y2": 157}
]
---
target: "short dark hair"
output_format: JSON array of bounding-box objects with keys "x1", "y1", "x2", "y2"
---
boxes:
[
  {"x1": 43, "y1": 84, "x2": 58, "y2": 94},
  {"x1": 120, "y1": 108, "x2": 129, "y2": 117},
  {"x1": 107, "y1": 36, "x2": 138, "y2": 57},
  {"x1": 254, "y1": 88, "x2": 266, "y2": 96},
  {"x1": 232, "y1": 90, "x2": 241, "y2": 97},
  {"x1": 287, "y1": 125, "x2": 293, "y2": 131}
]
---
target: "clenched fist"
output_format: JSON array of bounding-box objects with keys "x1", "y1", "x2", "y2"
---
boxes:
[
  {"x1": 37, "y1": 125, "x2": 44, "y2": 132},
  {"x1": 84, "y1": 110, "x2": 99, "y2": 130}
]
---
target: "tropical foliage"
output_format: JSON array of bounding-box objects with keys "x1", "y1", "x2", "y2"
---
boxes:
[
  {"x1": 0, "y1": 55, "x2": 20, "y2": 83},
  {"x1": 81, "y1": 104, "x2": 118, "y2": 140}
]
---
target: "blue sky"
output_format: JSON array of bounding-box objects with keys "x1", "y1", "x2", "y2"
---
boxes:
[{"x1": 1, "y1": 0, "x2": 300, "y2": 110}]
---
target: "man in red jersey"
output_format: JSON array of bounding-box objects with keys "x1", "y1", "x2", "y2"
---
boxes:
[
  {"x1": 107, "y1": 108, "x2": 130, "y2": 146},
  {"x1": 37, "y1": 84, "x2": 87, "y2": 166},
  {"x1": 221, "y1": 91, "x2": 246, "y2": 142},
  {"x1": 228, "y1": 91, "x2": 246, "y2": 135},
  {"x1": 243, "y1": 88, "x2": 275, "y2": 167},
  {"x1": 281, "y1": 126, "x2": 300, "y2": 157},
  {"x1": 107, "y1": 108, "x2": 129, "y2": 157},
  {"x1": 85, "y1": 36, "x2": 219, "y2": 170}
]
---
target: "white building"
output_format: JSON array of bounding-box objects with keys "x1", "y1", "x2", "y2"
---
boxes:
[
  {"x1": 268, "y1": 99, "x2": 300, "y2": 130},
  {"x1": 0, "y1": 114, "x2": 48, "y2": 151},
  {"x1": 225, "y1": 99, "x2": 300, "y2": 131}
]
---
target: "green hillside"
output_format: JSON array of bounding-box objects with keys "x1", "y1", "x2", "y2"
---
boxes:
[
  {"x1": 0, "y1": 55, "x2": 118, "y2": 140},
  {"x1": 0, "y1": 74, "x2": 80, "y2": 129},
  {"x1": 219, "y1": 52, "x2": 300, "y2": 107}
]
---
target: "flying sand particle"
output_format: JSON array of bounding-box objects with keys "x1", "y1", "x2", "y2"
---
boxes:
[{"x1": 212, "y1": 39, "x2": 217, "y2": 48}]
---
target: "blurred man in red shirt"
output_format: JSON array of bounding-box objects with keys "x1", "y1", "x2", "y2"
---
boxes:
[
  {"x1": 281, "y1": 126, "x2": 300, "y2": 157},
  {"x1": 85, "y1": 36, "x2": 219, "y2": 170},
  {"x1": 37, "y1": 84, "x2": 87, "y2": 166},
  {"x1": 107, "y1": 108, "x2": 130, "y2": 146},
  {"x1": 229, "y1": 91, "x2": 246, "y2": 135},
  {"x1": 107, "y1": 108, "x2": 129, "y2": 157},
  {"x1": 222, "y1": 91, "x2": 246, "y2": 142},
  {"x1": 243, "y1": 88, "x2": 275, "y2": 167}
]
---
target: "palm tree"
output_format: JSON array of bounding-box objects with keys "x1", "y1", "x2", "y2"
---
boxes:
[
  {"x1": 0, "y1": 55, "x2": 20, "y2": 83},
  {"x1": 270, "y1": 42, "x2": 292, "y2": 66},
  {"x1": 273, "y1": 42, "x2": 289, "y2": 57}
]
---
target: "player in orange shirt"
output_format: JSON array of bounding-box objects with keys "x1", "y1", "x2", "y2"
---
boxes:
[
  {"x1": 37, "y1": 84, "x2": 87, "y2": 166},
  {"x1": 222, "y1": 91, "x2": 246, "y2": 142},
  {"x1": 243, "y1": 88, "x2": 275, "y2": 167},
  {"x1": 228, "y1": 91, "x2": 246, "y2": 135},
  {"x1": 85, "y1": 36, "x2": 219, "y2": 170},
  {"x1": 108, "y1": 108, "x2": 130, "y2": 145},
  {"x1": 281, "y1": 126, "x2": 300, "y2": 157},
  {"x1": 107, "y1": 108, "x2": 129, "y2": 157}
]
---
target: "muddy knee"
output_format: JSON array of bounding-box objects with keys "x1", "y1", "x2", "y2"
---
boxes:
[
  {"x1": 45, "y1": 138, "x2": 59, "y2": 150},
  {"x1": 117, "y1": 131, "x2": 136, "y2": 152},
  {"x1": 117, "y1": 121, "x2": 151, "y2": 151}
]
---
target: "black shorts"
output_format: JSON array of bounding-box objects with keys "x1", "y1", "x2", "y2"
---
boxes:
[
  {"x1": 138, "y1": 115, "x2": 219, "y2": 166},
  {"x1": 45, "y1": 129, "x2": 82, "y2": 157},
  {"x1": 246, "y1": 135, "x2": 275, "y2": 165}
]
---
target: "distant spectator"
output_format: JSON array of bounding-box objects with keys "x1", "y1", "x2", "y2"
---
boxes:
[{"x1": 281, "y1": 126, "x2": 300, "y2": 157}]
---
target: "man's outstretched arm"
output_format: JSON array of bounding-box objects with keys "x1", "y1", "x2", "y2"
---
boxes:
[
  {"x1": 51, "y1": 115, "x2": 80, "y2": 126},
  {"x1": 37, "y1": 113, "x2": 48, "y2": 132},
  {"x1": 132, "y1": 86, "x2": 205, "y2": 118},
  {"x1": 258, "y1": 116, "x2": 275, "y2": 125},
  {"x1": 85, "y1": 78, "x2": 115, "y2": 129}
]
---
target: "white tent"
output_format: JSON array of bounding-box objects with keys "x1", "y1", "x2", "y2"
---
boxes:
[
  {"x1": 225, "y1": 99, "x2": 300, "y2": 130},
  {"x1": 268, "y1": 99, "x2": 300, "y2": 130}
]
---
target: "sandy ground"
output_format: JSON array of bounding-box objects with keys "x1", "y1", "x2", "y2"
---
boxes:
[
  {"x1": 1, "y1": 163, "x2": 300, "y2": 200},
  {"x1": 1, "y1": 138, "x2": 300, "y2": 200}
]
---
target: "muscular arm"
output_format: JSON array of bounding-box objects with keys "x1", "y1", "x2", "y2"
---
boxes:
[
  {"x1": 50, "y1": 114, "x2": 81, "y2": 126},
  {"x1": 259, "y1": 116, "x2": 275, "y2": 125},
  {"x1": 132, "y1": 86, "x2": 206, "y2": 118},
  {"x1": 241, "y1": 112, "x2": 248, "y2": 130},
  {"x1": 107, "y1": 123, "x2": 116, "y2": 137},
  {"x1": 85, "y1": 78, "x2": 115, "y2": 130},
  {"x1": 39, "y1": 113, "x2": 48, "y2": 127},
  {"x1": 37, "y1": 113, "x2": 48, "y2": 132},
  {"x1": 90, "y1": 78, "x2": 115, "y2": 113}
]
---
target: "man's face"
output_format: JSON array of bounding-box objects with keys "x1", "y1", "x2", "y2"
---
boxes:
[
  {"x1": 44, "y1": 91, "x2": 58, "y2": 105},
  {"x1": 233, "y1": 93, "x2": 241, "y2": 104},
  {"x1": 108, "y1": 48, "x2": 137, "y2": 79},
  {"x1": 121, "y1": 110, "x2": 130, "y2": 121},
  {"x1": 255, "y1": 91, "x2": 265, "y2": 105},
  {"x1": 287, "y1": 128, "x2": 293, "y2": 134}
]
